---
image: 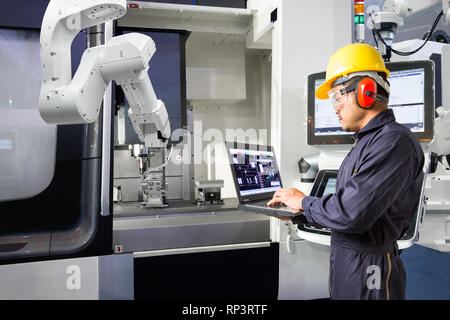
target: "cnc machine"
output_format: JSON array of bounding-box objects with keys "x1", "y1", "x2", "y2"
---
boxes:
[{"x1": 1, "y1": 0, "x2": 449, "y2": 301}]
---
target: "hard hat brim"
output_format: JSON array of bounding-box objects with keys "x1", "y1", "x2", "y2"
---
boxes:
[{"x1": 315, "y1": 77, "x2": 336, "y2": 100}]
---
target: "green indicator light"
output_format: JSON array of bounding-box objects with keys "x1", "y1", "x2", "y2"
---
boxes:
[{"x1": 354, "y1": 15, "x2": 364, "y2": 24}]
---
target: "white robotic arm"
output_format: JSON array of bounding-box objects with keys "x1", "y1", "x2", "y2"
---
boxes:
[
  {"x1": 100, "y1": 33, "x2": 171, "y2": 147},
  {"x1": 40, "y1": 0, "x2": 172, "y2": 208},
  {"x1": 379, "y1": 0, "x2": 449, "y2": 22},
  {"x1": 372, "y1": 0, "x2": 450, "y2": 60},
  {"x1": 371, "y1": 0, "x2": 450, "y2": 160},
  {"x1": 39, "y1": 0, "x2": 171, "y2": 149},
  {"x1": 39, "y1": 0, "x2": 126, "y2": 123}
]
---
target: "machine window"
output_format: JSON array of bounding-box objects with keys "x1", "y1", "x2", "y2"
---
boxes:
[{"x1": 0, "y1": 28, "x2": 56, "y2": 202}]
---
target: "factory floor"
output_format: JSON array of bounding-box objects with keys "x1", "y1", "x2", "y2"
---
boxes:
[
  {"x1": 402, "y1": 244, "x2": 450, "y2": 300},
  {"x1": 402, "y1": 212, "x2": 450, "y2": 300}
]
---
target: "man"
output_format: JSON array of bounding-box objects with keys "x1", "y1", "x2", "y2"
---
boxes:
[{"x1": 267, "y1": 43, "x2": 424, "y2": 300}]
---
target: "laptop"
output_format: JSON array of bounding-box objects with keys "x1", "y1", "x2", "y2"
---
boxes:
[{"x1": 225, "y1": 142, "x2": 301, "y2": 217}]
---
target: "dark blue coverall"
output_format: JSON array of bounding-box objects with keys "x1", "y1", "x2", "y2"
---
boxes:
[{"x1": 292, "y1": 109, "x2": 424, "y2": 300}]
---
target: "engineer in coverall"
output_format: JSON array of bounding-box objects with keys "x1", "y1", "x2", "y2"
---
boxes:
[{"x1": 267, "y1": 43, "x2": 424, "y2": 300}]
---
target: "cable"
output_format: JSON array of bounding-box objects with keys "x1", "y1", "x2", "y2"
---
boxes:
[
  {"x1": 368, "y1": 13, "x2": 379, "y2": 48},
  {"x1": 145, "y1": 145, "x2": 174, "y2": 174},
  {"x1": 372, "y1": 25, "x2": 379, "y2": 48},
  {"x1": 372, "y1": 10, "x2": 444, "y2": 56}
]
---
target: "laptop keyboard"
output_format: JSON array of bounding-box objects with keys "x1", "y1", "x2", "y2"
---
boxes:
[{"x1": 250, "y1": 201, "x2": 287, "y2": 208}]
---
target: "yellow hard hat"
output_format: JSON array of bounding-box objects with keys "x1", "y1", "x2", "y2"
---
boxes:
[{"x1": 315, "y1": 43, "x2": 390, "y2": 100}]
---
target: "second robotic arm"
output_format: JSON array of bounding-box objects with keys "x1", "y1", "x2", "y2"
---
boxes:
[{"x1": 372, "y1": 0, "x2": 450, "y2": 59}]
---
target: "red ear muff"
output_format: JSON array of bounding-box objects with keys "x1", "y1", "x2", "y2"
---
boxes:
[{"x1": 356, "y1": 77, "x2": 377, "y2": 108}]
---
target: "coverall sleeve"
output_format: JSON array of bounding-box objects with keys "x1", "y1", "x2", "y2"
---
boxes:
[{"x1": 300, "y1": 132, "x2": 420, "y2": 234}]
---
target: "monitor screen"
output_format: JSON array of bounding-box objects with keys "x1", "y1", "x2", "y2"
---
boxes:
[
  {"x1": 389, "y1": 68, "x2": 425, "y2": 132},
  {"x1": 309, "y1": 170, "x2": 338, "y2": 198},
  {"x1": 229, "y1": 147, "x2": 282, "y2": 197},
  {"x1": 322, "y1": 177, "x2": 336, "y2": 196},
  {"x1": 307, "y1": 60, "x2": 434, "y2": 145},
  {"x1": 313, "y1": 78, "x2": 352, "y2": 137}
]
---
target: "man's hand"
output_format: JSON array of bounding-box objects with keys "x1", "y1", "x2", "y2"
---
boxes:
[{"x1": 267, "y1": 188, "x2": 307, "y2": 212}]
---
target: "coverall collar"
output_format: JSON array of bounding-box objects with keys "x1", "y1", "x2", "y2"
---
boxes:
[{"x1": 353, "y1": 108, "x2": 396, "y2": 141}]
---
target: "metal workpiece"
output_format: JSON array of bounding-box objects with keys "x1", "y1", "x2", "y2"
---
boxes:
[
  {"x1": 195, "y1": 179, "x2": 225, "y2": 205},
  {"x1": 121, "y1": 145, "x2": 169, "y2": 208},
  {"x1": 141, "y1": 148, "x2": 168, "y2": 208},
  {"x1": 113, "y1": 203, "x2": 271, "y2": 253},
  {"x1": 141, "y1": 172, "x2": 166, "y2": 208},
  {"x1": 114, "y1": 146, "x2": 175, "y2": 203}
]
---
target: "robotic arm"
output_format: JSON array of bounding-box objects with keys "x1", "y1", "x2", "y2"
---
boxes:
[
  {"x1": 39, "y1": 0, "x2": 126, "y2": 123},
  {"x1": 372, "y1": 0, "x2": 450, "y2": 60},
  {"x1": 377, "y1": 0, "x2": 449, "y2": 21},
  {"x1": 371, "y1": 1, "x2": 450, "y2": 159},
  {"x1": 370, "y1": 1, "x2": 450, "y2": 214},
  {"x1": 39, "y1": 0, "x2": 170, "y2": 147},
  {"x1": 100, "y1": 33, "x2": 171, "y2": 148},
  {"x1": 39, "y1": 0, "x2": 171, "y2": 207}
]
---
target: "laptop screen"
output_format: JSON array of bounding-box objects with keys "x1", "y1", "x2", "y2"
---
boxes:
[{"x1": 229, "y1": 147, "x2": 282, "y2": 197}]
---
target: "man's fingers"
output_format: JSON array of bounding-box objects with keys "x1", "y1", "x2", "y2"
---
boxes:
[
  {"x1": 268, "y1": 189, "x2": 289, "y2": 206},
  {"x1": 274, "y1": 189, "x2": 284, "y2": 197},
  {"x1": 273, "y1": 190, "x2": 284, "y2": 199},
  {"x1": 267, "y1": 198, "x2": 282, "y2": 206}
]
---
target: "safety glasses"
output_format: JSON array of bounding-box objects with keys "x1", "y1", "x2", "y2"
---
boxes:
[
  {"x1": 327, "y1": 82, "x2": 358, "y2": 111},
  {"x1": 328, "y1": 86, "x2": 348, "y2": 111}
]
